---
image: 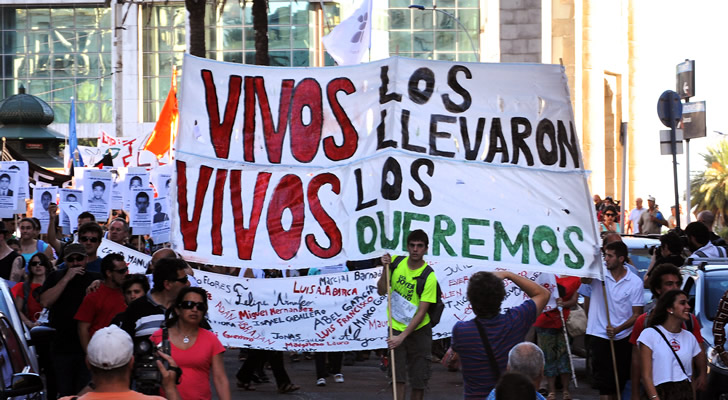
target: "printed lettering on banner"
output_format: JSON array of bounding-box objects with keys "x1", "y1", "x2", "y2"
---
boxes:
[{"x1": 173, "y1": 55, "x2": 601, "y2": 278}]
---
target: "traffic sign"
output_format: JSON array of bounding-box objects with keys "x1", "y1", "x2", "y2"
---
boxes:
[
  {"x1": 657, "y1": 90, "x2": 683, "y2": 128},
  {"x1": 676, "y1": 60, "x2": 695, "y2": 99},
  {"x1": 680, "y1": 101, "x2": 706, "y2": 139},
  {"x1": 660, "y1": 128, "x2": 684, "y2": 155}
]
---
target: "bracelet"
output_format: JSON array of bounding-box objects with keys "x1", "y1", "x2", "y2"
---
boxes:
[
  {"x1": 168, "y1": 365, "x2": 183, "y2": 385},
  {"x1": 649, "y1": 395, "x2": 658, "y2": 399}
]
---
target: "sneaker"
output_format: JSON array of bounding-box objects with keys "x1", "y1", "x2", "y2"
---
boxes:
[
  {"x1": 316, "y1": 378, "x2": 326, "y2": 386},
  {"x1": 334, "y1": 374, "x2": 344, "y2": 383}
]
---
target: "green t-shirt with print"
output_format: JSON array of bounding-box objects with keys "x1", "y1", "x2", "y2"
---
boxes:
[{"x1": 388, "y1": 257, "x2": 438, "y2": 332}]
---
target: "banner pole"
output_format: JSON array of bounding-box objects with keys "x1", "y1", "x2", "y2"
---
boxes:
[
  {"x1": 384, "y1": 260, "x2": 398, "y2": 400},
  {"x1": 601, "y1": 280, "x2": 621, "y2": 400},
  {"x1": 557, "y1": 306, "x2": 578, "y2": 388}
]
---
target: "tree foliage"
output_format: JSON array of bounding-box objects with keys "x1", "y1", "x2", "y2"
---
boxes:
[{"x1": 691, "y1": 140, "x2": 728, "y2": 226}]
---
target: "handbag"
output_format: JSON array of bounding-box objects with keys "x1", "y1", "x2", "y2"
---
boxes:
[{"x1": 565, "y1": 305, "x2": 587, "y2": 337}]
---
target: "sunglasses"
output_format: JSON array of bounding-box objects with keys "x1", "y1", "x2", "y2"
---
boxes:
[
  {"x1": 66, "y1": 255, "x2": 85, "y2": 263},
  {"x1": 112, "y1": 267, "x2": 129, "y2": 274},
  {"x1": 28, "y1": 261, "x2": 41, "y2": 267},
  {"x1": 605, "y1": 213, "x2": 616, "y2": 217},
  {"x1": 79, "y1": 236, "x2": 99, "y2": 243},
  {"x1": 179, "y1": 301, "x2": 207, "y2": 312},
  {"x1": 169, "y1": 276, "x2": 189, "y2": 284}
]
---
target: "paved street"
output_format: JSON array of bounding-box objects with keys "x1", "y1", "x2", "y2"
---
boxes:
[{"x1": 220, "y1": 350, "x2": 601, "y2": 399}]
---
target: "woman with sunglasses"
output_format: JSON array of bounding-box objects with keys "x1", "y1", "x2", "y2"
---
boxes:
[
  {"x1": 151, "y1": 287, "x2": 231, "y2": 400},
  {"x1": 11, "y1": 252, "x2": 52, "y2": 328},
  {"x1": 599, "y1": 205, "x2": 621, "y2": 233},
  {"x1": 637, "y1": 290, "x2": 702, "y2": 400},
  {"x1": 18, "y1": 218, "x2": 54, "y2": 268}
]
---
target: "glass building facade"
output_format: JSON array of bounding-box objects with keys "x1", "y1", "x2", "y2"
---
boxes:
[
  {"x1": 0, "y1": 6, "x2": 112, "y2": 123},
  {"x1": 388, "y1": 0, "x2": 479, "y2": 62}
]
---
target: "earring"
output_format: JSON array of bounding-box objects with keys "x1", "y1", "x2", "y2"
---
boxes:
[{"x1": 669, "y1": 311, "x2": 674, "y2": 314}]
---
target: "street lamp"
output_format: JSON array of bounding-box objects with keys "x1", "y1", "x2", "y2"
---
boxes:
[{"x1": 408, "y1": 4, "x2": 479, "y2": 60}]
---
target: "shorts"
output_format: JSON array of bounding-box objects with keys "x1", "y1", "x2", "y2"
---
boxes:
[
  {"x1": 389, "y1": 323, "x2": 432, "y2": 390},
  {"x1": 588, "y1": 335, "x2": 631, "y2": 396}
]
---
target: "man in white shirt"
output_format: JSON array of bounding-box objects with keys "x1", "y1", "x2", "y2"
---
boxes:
[
  {"x1": 627, "y1": 198, "x2": 645, "y2": 234},
  {"x1": 582, "y1": 241, "x2": 644, "y2": 400},
  {"x1": 685, "y1": 221, "x2": 727, "y2": 258}
]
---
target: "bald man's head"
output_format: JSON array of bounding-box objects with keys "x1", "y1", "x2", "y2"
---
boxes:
[{"x1": 697, "y1": 210, "x2": 715, "y2": 230}]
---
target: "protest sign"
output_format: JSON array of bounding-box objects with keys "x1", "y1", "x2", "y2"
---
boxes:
[
  {"x1": 151, "y1": 164, "x2": 173, "y2": 199},
  {"x1": 0, "y1": 161, "x2": 28, "y2": 214},
  {"x1": 0, "y1": 169, "x2": 19, "y2": 218},
  {"x1": 83, "y1": 169, "x2": 112, "y2": 221},
  {"x1": 173, "y1": 55, "x2": 601, "y2": 278},
  {"x1": 96, "y1": 239, "x2": 150, "y2": 274},
  {"x1": 110, "y1": 169, "x2": 124, "y2": 209},
  {"x1": 130, "y1": 187, "x2": 153, "y2": 235},
  {"x1": 152, "y1": 197, "x2": 170, "y2": 244},
  {"x1": 197, "y1": 265, "x2": 555, "y2": 350},
  {"x1": 124, "y1": 168, "x2": 150, "y2": 211},
  {"x1": 33, "y1": 187, "x2": 57, "y2": 233},
  {"x1": 60, "y1": 188, "x2": 83, "y2": 233}
]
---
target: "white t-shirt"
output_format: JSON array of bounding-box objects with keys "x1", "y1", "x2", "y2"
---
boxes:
[
  {"x1": 691, "y1": 242, "x2": 727, "y2": 258},
  {"x1": 585, "y1": 268, "x2": 644, "y2": 340},
  {"x1": 629, "y1": 207, "x2": 646, "y2": 233},
  {"x1": 637, "y1": 325, "x2": 700, "y2": 386}
]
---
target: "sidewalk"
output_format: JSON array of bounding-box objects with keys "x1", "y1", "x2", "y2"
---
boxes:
[{"x1": 221, "y1": 350, "x2": 601, "y2": 399}]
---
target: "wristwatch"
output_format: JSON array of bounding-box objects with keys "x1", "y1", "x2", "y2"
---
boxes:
[{"x1": 168, "y1": 365, "x2": 183, "y2": 384}]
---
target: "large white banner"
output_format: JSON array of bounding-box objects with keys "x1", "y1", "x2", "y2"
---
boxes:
[
  {"x1": 197, "y1": 265, "x2": 557, "y2": 350},
  {"x1": 174, "y1": 55, "x2": 601, "y2": 278}
]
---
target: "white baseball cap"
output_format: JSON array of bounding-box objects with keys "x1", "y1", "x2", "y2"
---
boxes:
[{"x1": 87, "y1": 325, "x2": 133, "y2": 370}]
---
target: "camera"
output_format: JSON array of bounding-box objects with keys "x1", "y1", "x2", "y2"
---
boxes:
[
  {"x1": 648, "y1": 244, "x2": 660, "y2": 256},
  {"x1": 132, "y1": 332, "x2": 170, "y2": 395}
]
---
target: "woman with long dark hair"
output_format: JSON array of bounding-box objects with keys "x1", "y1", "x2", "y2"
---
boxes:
[
  {"x1": 11, "y1": 252, "x2": 52, "y2": 328},
  {"x1": 637, "y1": 290, "x2": 702, "y2": 400},
  {"x1": 599, "y1": 205, "x2": 621, "y2": 233},
  {"x1": 150, "y1": 287, "x2": 230, "y2": 400}
]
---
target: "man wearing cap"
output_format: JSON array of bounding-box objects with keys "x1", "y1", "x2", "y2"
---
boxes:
[
  {"x1": 59, "y1": 325, "x2": 182, "y2": 400},
  {"x1": 75, "y1": 253, "x2": 129, "y2": 353},
  {"x1": 39, "y1": 243, "x2": 103, "y2": 396},
  {"x1": 120, "y1": 257, "x2": 190, "y2": 340},
  {"x1": 0, "y1": 221, "x2": 24, "y2": 281},
  {"x1": 638, "y1": 196, "x2": 668, "y2": 235}
]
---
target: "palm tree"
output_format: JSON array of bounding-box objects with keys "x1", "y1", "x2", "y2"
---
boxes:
[
  {"x1": 691, "y1": 140, "x2": 728, "y2": 227},
  {"x1": 185, "y1": 0, "x2": 269, "y2": 65}
]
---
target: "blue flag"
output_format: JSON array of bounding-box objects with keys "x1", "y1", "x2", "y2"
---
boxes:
[{"x1": 69, "y1": 97, "x2": 84, "y2": 167}]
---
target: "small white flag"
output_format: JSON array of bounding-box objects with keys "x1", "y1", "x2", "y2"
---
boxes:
[{"x1": 322, "y1": 0, "x2": 373, "y2": 66}]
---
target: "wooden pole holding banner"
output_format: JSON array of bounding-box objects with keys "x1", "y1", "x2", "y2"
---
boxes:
[
  {"x1": 601, "y1": 280, "x2": 621, "y2": 400},
  {"x1": 557, "y1": 306, "x2": 578, "y2": 388},
  {"x1": 383, "y1": 259, "x2": 398, "y2": 400}
]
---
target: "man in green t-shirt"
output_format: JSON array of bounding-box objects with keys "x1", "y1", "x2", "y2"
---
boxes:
[{"x1": 377, "y1": 229, "x2": 437, "y2": 400}]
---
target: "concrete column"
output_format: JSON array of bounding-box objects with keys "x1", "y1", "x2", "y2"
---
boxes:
[
  {"x1": 627, "y1": 0, "x2": 638, "y2": 209},
  {"x1": 581, "y1": 0, "x2": 604, "y2": 194}
]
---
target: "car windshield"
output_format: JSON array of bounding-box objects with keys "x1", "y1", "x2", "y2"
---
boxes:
[
  {"x1": 629, "y1": 248, "x2": 652, "y2": 279},
  {"x1": 706, "y1": 270, "x2": 728, "y2": 321}
]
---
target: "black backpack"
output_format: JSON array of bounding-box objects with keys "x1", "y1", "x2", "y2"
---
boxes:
[{"x1": 390, "y1": 256, "x2": 445, "y2": 327}]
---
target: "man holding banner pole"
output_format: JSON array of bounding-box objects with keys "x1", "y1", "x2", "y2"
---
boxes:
[
  {"x1": 582, "y1": 241, "x2": 644, "y2": 400},
  {"x1": 377, "y1": 230, "x2": 437, "y2": 400}
]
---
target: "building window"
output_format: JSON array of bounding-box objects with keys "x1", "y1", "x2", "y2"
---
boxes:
[
  {"x1": 388, "y1": 0, "x2": 479, "y2": 62},
  {"x1": 0, "y1": 6, "x2": 112, "y2": 123},
  {"x1": 141, "y1": 4, "x2": 186, "y2": 123}
]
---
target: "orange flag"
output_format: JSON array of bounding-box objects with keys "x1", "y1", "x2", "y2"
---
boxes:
[{"x1": 143, "y1": 68, "x2": 178, "y2": 159}]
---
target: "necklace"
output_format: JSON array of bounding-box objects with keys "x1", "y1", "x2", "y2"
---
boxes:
[{"x1": 183, "y1": 336, "x2": 190, "y2": 344}]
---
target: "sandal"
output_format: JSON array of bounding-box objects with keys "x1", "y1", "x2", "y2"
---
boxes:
[
  {"x1": 547, "y1": 393, "x2": 557, "y2": 400},
  {"x1": 278, "y1": 383, "x2": 301, "y2": 394},
  {"x1": 562, "y1": 391, "x2": 572, "y2": 400}
]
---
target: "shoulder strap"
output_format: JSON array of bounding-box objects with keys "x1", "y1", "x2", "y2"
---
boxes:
[
  {"x1": 694, "y1": 250, "x2": 707, "y2": 258},
  {"x1": 415, "y1": 266, "x2": 433, "y2": 298},
  {"x1": 389, "y1": 256, "x2": 406, "y2": 282},
  {"x1": 650, "y1": 326, "x2": 689, "y2": 379},
  {"x1": 474, "y1": 319, "x2": 500, "y2": 380}
]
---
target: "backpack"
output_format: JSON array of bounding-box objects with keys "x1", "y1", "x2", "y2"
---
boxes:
[{"x1": 390, "y1": 256, "x2": 445, "y2": 327}]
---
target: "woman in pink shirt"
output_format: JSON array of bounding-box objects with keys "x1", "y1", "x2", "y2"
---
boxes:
[{"x1": 151, "y1": 287, "x2": 230, "y2": 400}]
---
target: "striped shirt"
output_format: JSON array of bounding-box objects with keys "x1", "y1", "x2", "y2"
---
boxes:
[{"x1": 451, "y1": 300, "x2": 537, "y2": 399}]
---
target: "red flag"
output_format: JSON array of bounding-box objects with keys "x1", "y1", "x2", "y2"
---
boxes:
[{"x1": 143, "y1": 69, "x2": 178, "y2": 159}]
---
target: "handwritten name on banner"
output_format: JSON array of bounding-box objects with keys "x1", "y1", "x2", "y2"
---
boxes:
[
  {"x1": 174, "y1": 55, "x2": 601, "y2": 278},
  {"x1": 198, "y1": 265, "x2": 556, "y2": 351},
  {"x1": 96, "y1": 239, "x2": 150, "y2": 274}
]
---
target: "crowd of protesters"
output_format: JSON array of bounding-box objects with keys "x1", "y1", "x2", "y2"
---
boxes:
[{"x1": 2, "y1": 189, "x2": 728, "y2": 400}]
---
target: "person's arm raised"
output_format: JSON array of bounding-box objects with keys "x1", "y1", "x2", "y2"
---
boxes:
[{"x1": 493, "y1": 271, "x2": 550, "y2": 313}]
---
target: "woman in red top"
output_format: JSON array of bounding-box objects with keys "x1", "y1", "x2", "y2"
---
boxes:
[
  {"x1": 534, "y1": 276, "x2": 581, "y2": 400},
  {"x1": 151, "y1": 287, "x2": 230, "y2": 400},
  {"x1": 11, "y1": 252, "x2": 52, "y2": 328}
]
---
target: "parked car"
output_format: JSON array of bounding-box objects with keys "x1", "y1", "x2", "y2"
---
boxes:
[
  {"x1": 681, "y1": 258, "x2": 728, "y2": 399},
  {"x1": 0, "y1": 279, "x2": 54, "y2": 399}
]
